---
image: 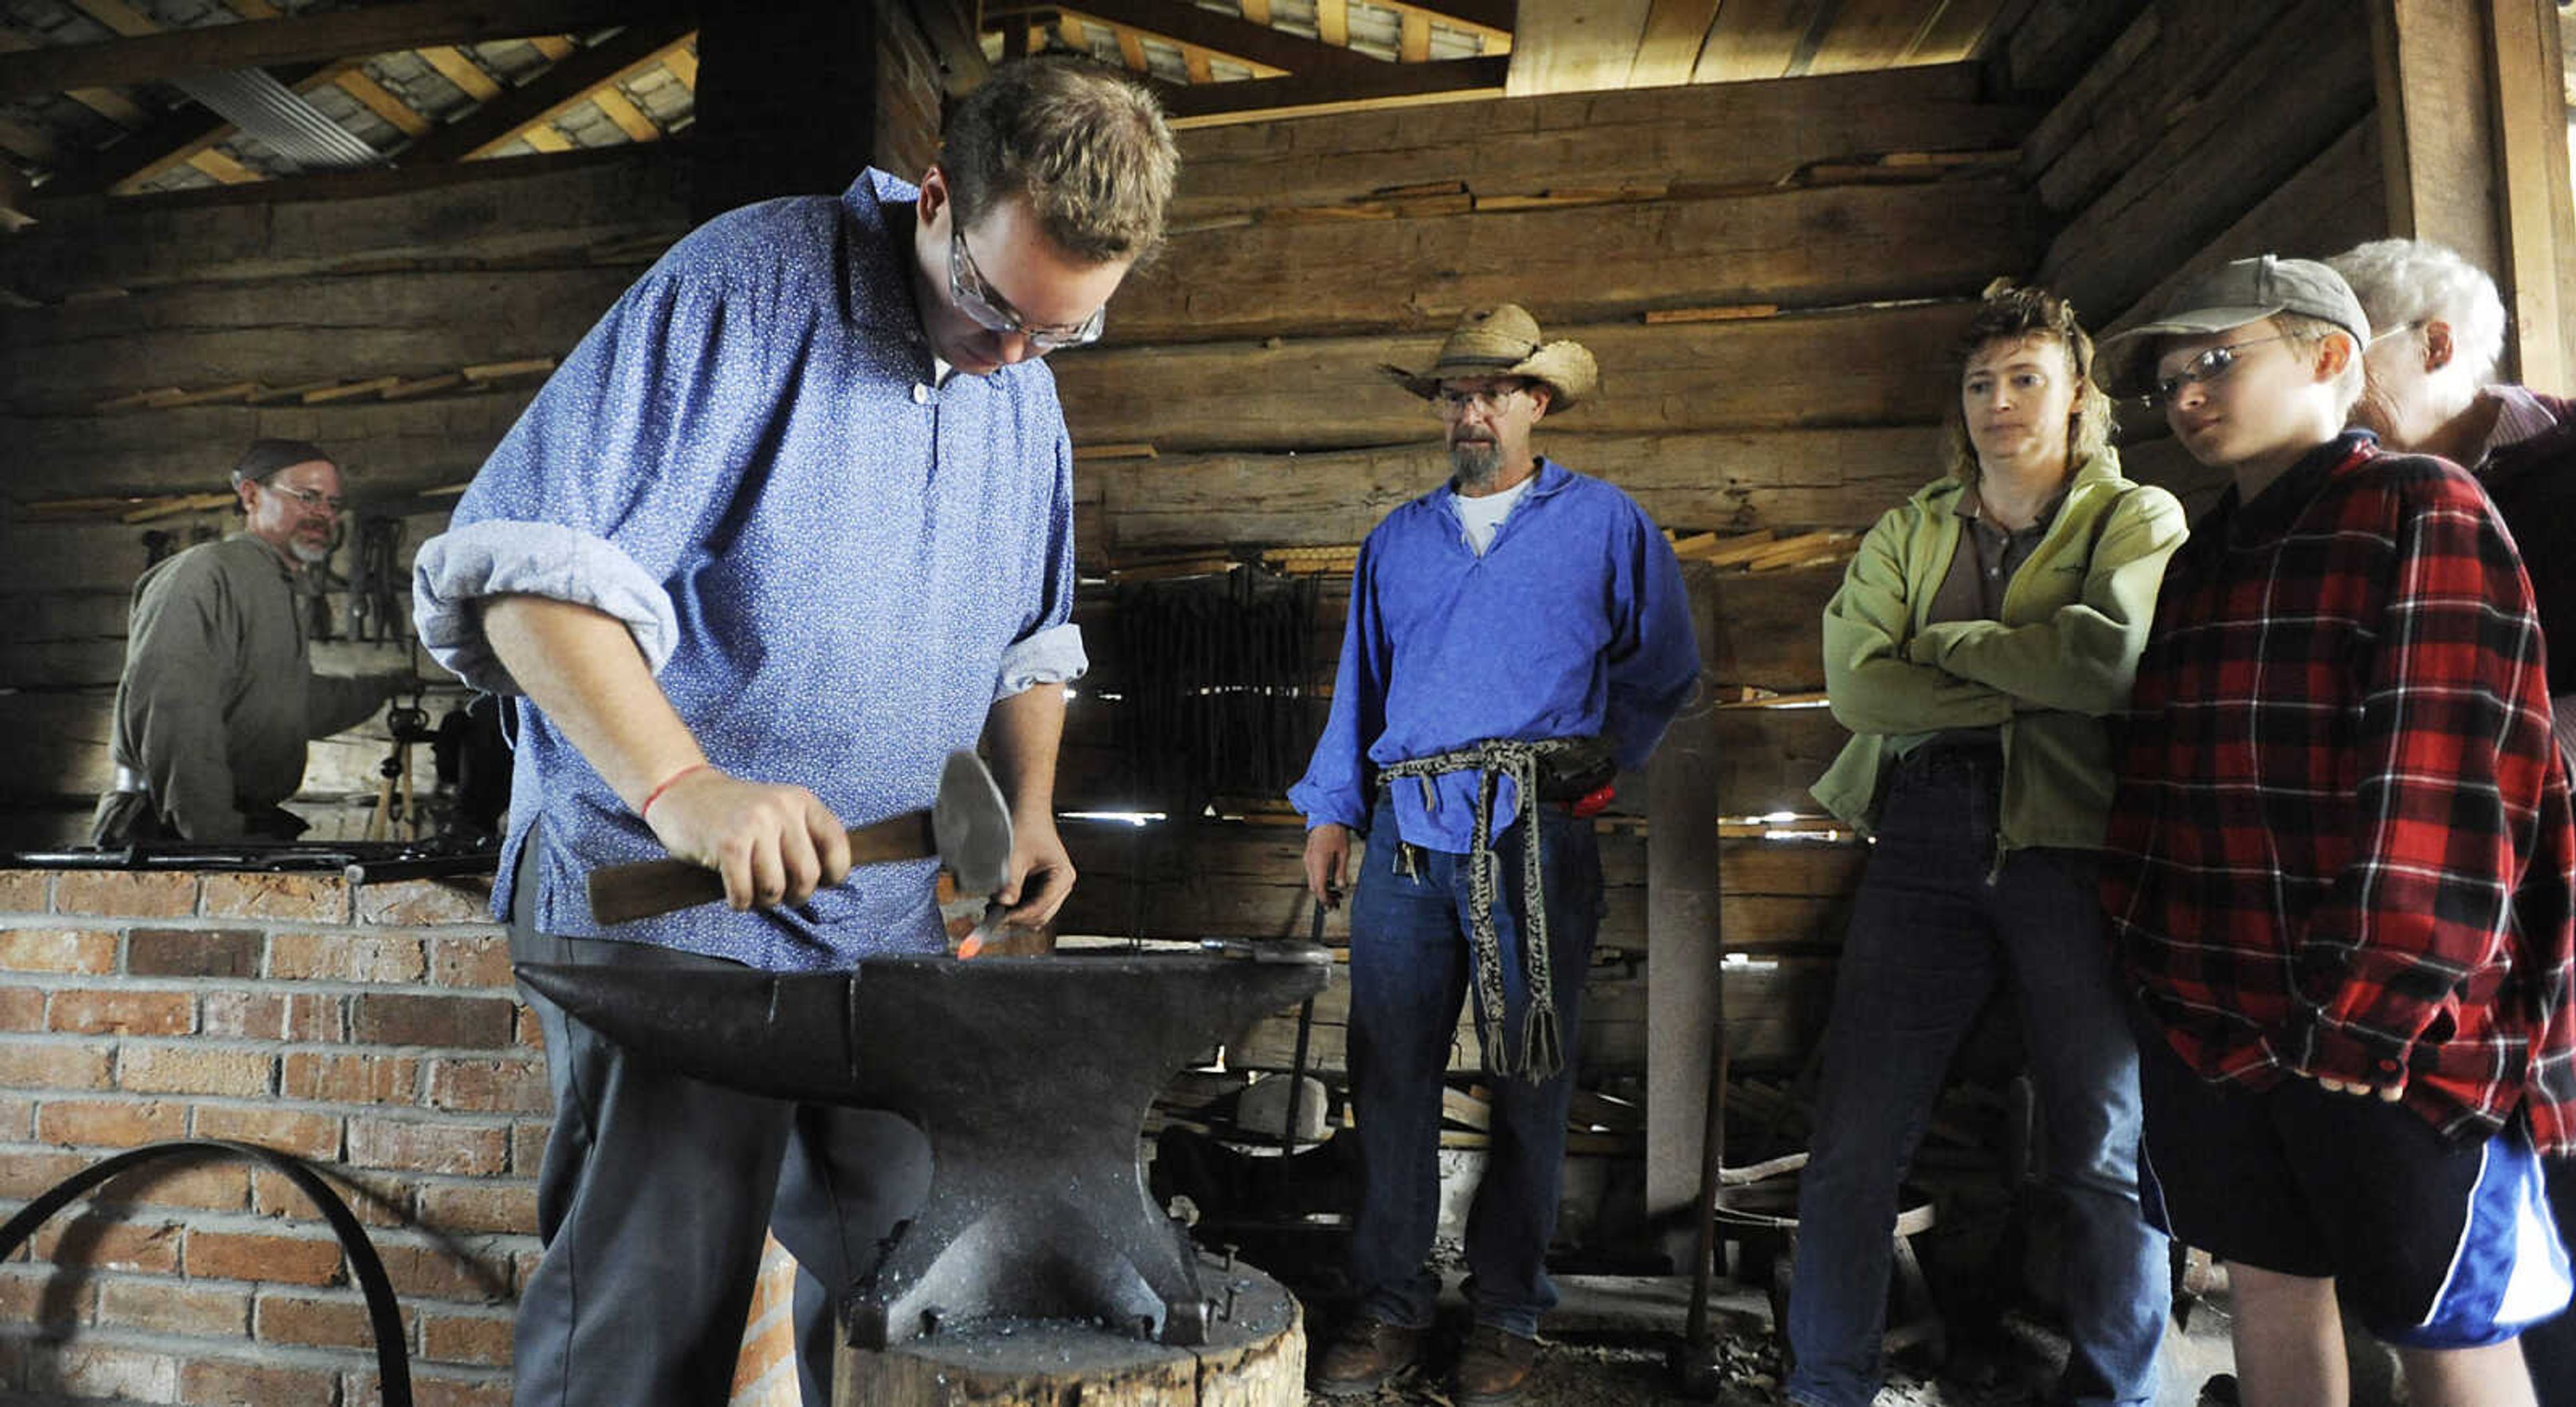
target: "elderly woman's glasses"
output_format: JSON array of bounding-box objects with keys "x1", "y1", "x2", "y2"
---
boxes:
[
  {"x1": 2142, "y1": 333, "x2": 2298, "y2": 410},
  {"x1": 948, "y1": 227, "x2": 1106, "y2": 352}
]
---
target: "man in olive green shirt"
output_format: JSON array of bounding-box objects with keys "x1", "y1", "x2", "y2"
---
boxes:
[{"x1": 93, "y1": 440, "x2": 401, "y2": 844}]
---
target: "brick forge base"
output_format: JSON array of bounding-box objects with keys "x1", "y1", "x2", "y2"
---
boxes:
[{"x1": 0, "y1": 867, "x2": 785, "y2": 1407}]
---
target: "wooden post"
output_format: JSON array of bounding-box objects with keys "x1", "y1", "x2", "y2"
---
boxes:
[
  {"x1": 833, "y1": 1258, "x2": 1305, "y2": 1406},
  {"x1": 1646, "y1": 561, "x2": 1726, "y2": 1271},
  {"x1": 2369, "y1": 0, "x2": 2576, "y2": 388},
  {"x1": 2485, "y1": 0, "x2": 2573, "y2": 390},
  {"x1": 689, "y1": 0, "x2": 879, "y2": 223}
]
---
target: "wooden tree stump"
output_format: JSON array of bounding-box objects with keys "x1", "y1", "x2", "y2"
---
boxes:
[{"x1": 834, "y1": 1257, "x2": 1304, "y2": 1407}]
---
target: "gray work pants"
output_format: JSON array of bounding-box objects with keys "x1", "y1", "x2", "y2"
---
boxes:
[{"x1": 508, "y1": 838, "x2": 929, "y2": 1407}]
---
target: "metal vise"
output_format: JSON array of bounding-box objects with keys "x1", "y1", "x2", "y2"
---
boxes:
[{"x1": 516, "y1": 944, "x2": 1330, "y2": 1351}]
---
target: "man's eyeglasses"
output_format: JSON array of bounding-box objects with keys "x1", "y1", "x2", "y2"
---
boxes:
[
  {"x1": 264, "y1": 483, "x2": 344, "y2": 515},
  {"x1": 1432, "y1": 383, "x2": 1529, "y2": 417},
  {"x1": 2142, "y1": 333, "x2": 2298, "y2": 410},
  {"x1": 948, "y1": 226, "x2": 1106, "y2": 352}
]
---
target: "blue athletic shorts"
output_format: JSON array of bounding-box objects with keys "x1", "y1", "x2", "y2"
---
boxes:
[{"x1": 2135, "y1": 1025, "x2": 2572, "y2": 1349}]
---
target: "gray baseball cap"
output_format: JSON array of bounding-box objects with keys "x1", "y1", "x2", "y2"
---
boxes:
[{"x1": 2098, "y1": 255, "x2": 2372, "y2": 395}]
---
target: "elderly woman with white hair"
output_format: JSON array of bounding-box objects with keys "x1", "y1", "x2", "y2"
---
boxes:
[{"x1": 2329, "y1": 237, "x2": 2576, "y2": 1407}]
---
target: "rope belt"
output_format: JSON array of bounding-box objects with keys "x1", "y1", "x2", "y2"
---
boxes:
[{"x1": 1379, "y1": 736, "x2": 1589, "y2": 1082}]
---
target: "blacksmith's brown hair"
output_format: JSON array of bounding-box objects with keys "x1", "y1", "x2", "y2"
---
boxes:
[
  {"x1": 1942, "y1": 279, "x2": 2116, "y2": 484},
  {"x1": 940, "y1": 56, "x2": 1179, "y2": 268}
]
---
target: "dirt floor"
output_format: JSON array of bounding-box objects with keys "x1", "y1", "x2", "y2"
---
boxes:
[{"x1": 1297, "y1": 1329, "x2": 2057, "y2": 1407}]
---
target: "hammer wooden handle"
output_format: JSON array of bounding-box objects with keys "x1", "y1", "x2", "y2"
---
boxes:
[{"x1": 588, "y1": 809, "x2": 937, "y2": 925}]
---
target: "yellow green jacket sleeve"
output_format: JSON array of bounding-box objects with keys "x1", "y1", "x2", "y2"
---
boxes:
[
  {"x1": 1821, "y1": 502, "x2": 2016, "y2": 737},
  {"x1": 1905, "y1": 482, "x2": 2188, "y2": 717}
]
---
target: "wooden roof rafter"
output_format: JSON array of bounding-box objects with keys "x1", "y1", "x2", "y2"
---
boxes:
[
  {"x1": 1373, "y1": 1, "x2": 1515, "y2": 50},
  {"x1": 1159, "y1": 52, "x2": 1508, "y2": 126},
  {"x1": 0, "y1": 0, "x2": 694, "y2": 103},
  {"x1": 396, "y1": 20, "x2": 696, "y2": 164},
  {"x1": 994, "y1": 1, "x2": 1373, "y2": 79},
  {"x1": 49, "y1": 0, "x2": 311, "y2": 190},
  {"x1": 0, "y1": 23, "x2": 149, "y2": 130},
  {"x1": 25, "y1": 0, "x2": 451, "y2": 196},
  {"x1": 218, "y1": 0, "x2": 435, "y2": 139}
]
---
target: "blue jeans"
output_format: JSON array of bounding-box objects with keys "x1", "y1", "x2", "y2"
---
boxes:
[
  {"x1": 1344, "y1": 791, "x2": 1601, "y2": 1338},
  {"x1": 1785, "y1": 749, "x2": 2168, "y2": 1407}
]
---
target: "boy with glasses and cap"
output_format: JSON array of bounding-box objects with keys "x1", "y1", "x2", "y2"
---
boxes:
[
  {"x1": 1289, "y1": 304, "x2": 1701, "y2": 1406},
  {"x1": 2097, "y1": 256, "x2": 2575, "y2": 1406},
  {"x1": 413, "y1": 56, "x2": 1177, "y2": 1407}
]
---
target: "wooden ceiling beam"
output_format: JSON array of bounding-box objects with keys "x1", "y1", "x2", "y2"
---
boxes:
[
  {"x1": 588, "y1": 82, "x2": 661, "y2": 142},
  {"x1": 1159, "y1": 54, "x2": 1507, "y2": 127},
  {"x1": 66, "y1": 0, "x2": 159, "y2": 40},
  {"x1": 329, "y1": 64, "x2": 432, "y2": 137},
  {"x1": 398, "y1": 21, "x2": 695, "y2": 165},
  {"x1": 0, "y1": 0, "x2": 694, "y2": 102},
  {"x1": 1317, "y1": 0, "x2": 1350, "y2": 48},
  {"x1": 1509, "y1": 1, "x2": 1654, "y2": 95},
  {"x1": 1002, "y1": 0, "x2": 1379, "y2": 74},
  {"x1": 185, "y1": 146, "x2": 257, "y2": 182},
  {"x1": 0, "y1": 24, "x2": 148, "y2": 127},
  {"x1": 1377, "y1": 1, "x2": 1517, "y2": 42},
  {"x1": 74, "y1": 56, "x2": 412, "y2": 196},
  {"x1": 0, "y1": 113, "x2": 60, "y2": 166},
  {"x1": 418, "y1": 44, "x2": 504, "y2": 101},
  {"x1": 221, "y1": 0, "x2": 430, "y2": 138},
  {"x1": 1628, "y1": 0, "x2": 1718, "y2": 88}
]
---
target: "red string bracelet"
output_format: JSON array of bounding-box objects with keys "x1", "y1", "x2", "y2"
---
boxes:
[{"x1": 639, "y1": 763, "x2": 712, "y2": 820}]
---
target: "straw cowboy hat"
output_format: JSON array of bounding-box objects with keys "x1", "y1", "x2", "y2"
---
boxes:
[{"x1": 1379, "y1": 304, "x2": 1599, "y2": 410}]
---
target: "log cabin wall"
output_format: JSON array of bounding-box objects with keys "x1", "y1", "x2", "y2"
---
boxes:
[
  {"x1": 0, "y1": 0, "x2": 959, "y2": 851},
  {"x1": 1046, "y1": 60, "x2": 2051, "y2": 1104},
  {"x1": 2025, "y1": 0, "x2": 2390, "y2": 504}
]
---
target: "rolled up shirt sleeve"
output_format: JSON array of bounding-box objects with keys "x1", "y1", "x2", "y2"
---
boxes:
[
  {"x1": 995, "y1": 621, "x2": 1087, "y2": 697},
  {"x1": 413, "y1": 520, "x2": 681, "y2": 695}
]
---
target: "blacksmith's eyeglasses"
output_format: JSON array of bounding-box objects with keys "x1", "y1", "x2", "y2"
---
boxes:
[
  {"x1": 266, "y1": 483, "x2": 345, "y2": 516},
  {"x1": 1433, "y1": 383, "x2": 1529, "y2": 417},
  {"x1": 948, "y1": 226, "x2": 1106, "y2": 352},
  {"x1": 2143, "y1": 332, "x2": 2300, "y2": 411}
]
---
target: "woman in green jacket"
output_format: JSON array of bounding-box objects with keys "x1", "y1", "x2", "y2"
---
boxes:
[{"x1": 1784, "y1": 283, "x2": 2189, "y2": 1407}]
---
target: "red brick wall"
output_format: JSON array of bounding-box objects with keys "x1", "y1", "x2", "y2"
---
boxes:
[
  {"x1": 0, "y1": 868, "x2": 529, "y2": 1405},
  {"x1": 0, "y1": 868, "x2": 795, "y2": 1406}
]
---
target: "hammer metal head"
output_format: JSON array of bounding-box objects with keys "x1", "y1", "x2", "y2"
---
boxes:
[{"x1": 933, "y1": 750, "x2": 1012, "y2": 898}]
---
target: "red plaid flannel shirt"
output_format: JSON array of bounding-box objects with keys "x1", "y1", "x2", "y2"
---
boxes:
[{"x1": 2102, "y1": 433, "x2": 2576, "y2": 1155}]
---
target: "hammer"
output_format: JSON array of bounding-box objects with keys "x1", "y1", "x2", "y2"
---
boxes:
[{"x1": 586, "y1": 750, "x2": 1015, "y2": 930}]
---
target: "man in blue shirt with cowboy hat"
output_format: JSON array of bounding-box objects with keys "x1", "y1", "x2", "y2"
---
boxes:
[{"x1": 1291, "y1": 303, "x2": 1701, "y2": 1406}]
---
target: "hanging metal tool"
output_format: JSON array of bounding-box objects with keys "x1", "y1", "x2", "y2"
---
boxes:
[
  {"x1": 347, "y1": 515, "x2": 407, "y2": 644},
  {"x1": 366, "y1": 682, "x2": 436, "y2": 842}
]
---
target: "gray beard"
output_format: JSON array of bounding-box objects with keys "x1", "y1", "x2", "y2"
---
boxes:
[
  {"x1": 1449, "y1": 440, "x2": 1501, "y2": 488},
  {"x1": 287, "y1": 539, "x2": 331, "y2": 565}
]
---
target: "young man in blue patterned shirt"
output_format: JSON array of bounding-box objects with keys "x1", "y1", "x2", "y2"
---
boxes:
[{"x1": 414, "y1": 58, "x2": 1177, "y2": 1407}]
